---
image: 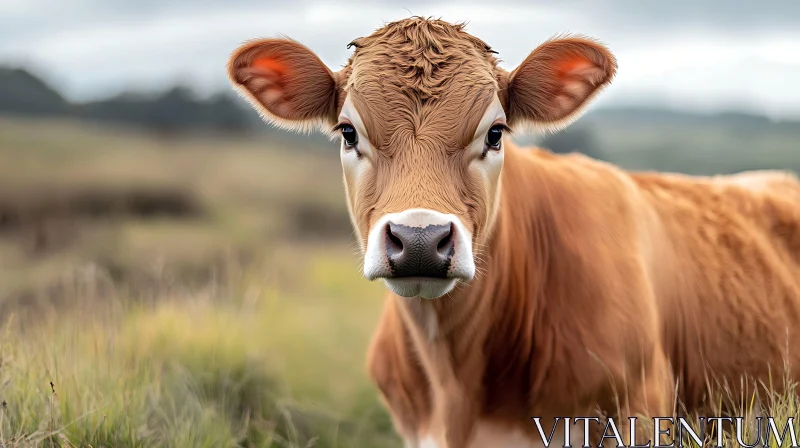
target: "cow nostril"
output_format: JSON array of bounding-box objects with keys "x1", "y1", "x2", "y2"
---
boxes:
[
  {"x1": 436, "y1": 223, "x2": 455, "y2": 256},
  {"x1": 386, "y1": 223, "x2": 404, "y2": 253}
]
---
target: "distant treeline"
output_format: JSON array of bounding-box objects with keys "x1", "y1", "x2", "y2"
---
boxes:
[{"x1": 0, "y1": 67, "x2": 261, "y2": 135}]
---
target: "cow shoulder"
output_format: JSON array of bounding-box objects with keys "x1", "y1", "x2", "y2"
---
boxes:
[{"x1": 519, "y1": 149, "x2": 667, "y2": 402}]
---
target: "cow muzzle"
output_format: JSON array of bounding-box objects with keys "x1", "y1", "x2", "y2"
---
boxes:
[{"x1": 363, "y1": 209, "x2": 475, "y2": 299}]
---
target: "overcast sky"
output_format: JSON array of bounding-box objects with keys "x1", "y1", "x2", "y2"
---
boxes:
[{"x1": 2, "y1": 1, "x2": 800, "y2": 119}]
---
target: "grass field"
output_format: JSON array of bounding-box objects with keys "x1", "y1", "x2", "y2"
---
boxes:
[
  {"x1": 0, "y1": 118, "x2": 398, "y2": 447},
  {"x1": 0, "y1": 116, "x2": 799, "y2": 447}
]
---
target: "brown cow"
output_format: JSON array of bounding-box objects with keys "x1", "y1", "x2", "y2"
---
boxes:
[{"x1": 228, "y1": 17, "x2": 800, "y2": 448}]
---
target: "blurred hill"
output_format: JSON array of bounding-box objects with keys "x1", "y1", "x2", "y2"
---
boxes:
[
  {"x1": 0, "y1": 67, "x2": 71, "y2": 116},
  {"x1": 0, "y1": 66, "x2": 332, "y2": 145},
  {"x1": 1, "y1": 65, "x2": 798, "y2": 175}
]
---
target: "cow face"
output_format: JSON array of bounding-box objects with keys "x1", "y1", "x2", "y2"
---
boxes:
[{"x1": 229, "y1": 18, "x2": 616, "y2": 298}]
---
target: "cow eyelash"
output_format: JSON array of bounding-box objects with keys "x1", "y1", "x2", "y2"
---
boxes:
[
  {"x1": 490, "y1": 124, "x2": 512, "y2": 136},
  {"x1": 331, "y1": 122, "x2": 349, "y2": 133}
]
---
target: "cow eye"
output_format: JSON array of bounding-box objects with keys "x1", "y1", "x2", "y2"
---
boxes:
[
  {"x1": 341, "y1": 124, "x2": 358, "y2": 147},
  {"x1": 486, "y1": 125, "x2": 504, "y2": 148}
]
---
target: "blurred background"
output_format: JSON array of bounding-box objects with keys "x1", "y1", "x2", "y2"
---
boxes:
[{"x1": 0, "y1": 1, "x2": 798, "y2": 446}]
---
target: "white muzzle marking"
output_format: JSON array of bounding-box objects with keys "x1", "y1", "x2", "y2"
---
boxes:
[{"x1": 363, "y1": 208, "x2": 475, "y2": 299}]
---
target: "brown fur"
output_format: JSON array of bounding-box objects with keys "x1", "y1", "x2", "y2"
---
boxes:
[
  {"x1": 228, "y1": 17, "x2": 800, "y2": 447},
  {"x1": 342, "y1": 20, "x2": 500, "y2": 151}
]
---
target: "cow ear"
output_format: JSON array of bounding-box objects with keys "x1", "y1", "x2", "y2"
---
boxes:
[
  {"x1": 504, "y1": 36, "x2": 616, "y2": 133},
  {"x1": 228, "y1": 38, "x2": 338, "y2": 133}
]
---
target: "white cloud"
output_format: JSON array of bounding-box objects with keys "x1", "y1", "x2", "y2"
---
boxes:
[{"x1": 604, "y1": 33, "x2": 800, "y2": 119}]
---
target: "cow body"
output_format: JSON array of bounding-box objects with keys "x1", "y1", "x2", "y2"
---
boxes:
[
  {"x1": 227, "y1": 16, "x2": 800, "y2": 448},
  {"x1": 367, "y1": 142, "x2": 800, "y2": 447}
]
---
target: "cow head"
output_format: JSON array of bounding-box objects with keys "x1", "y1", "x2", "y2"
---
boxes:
[{"x1": 229, "y1": 18, "x2": 616, "y2": 299}]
